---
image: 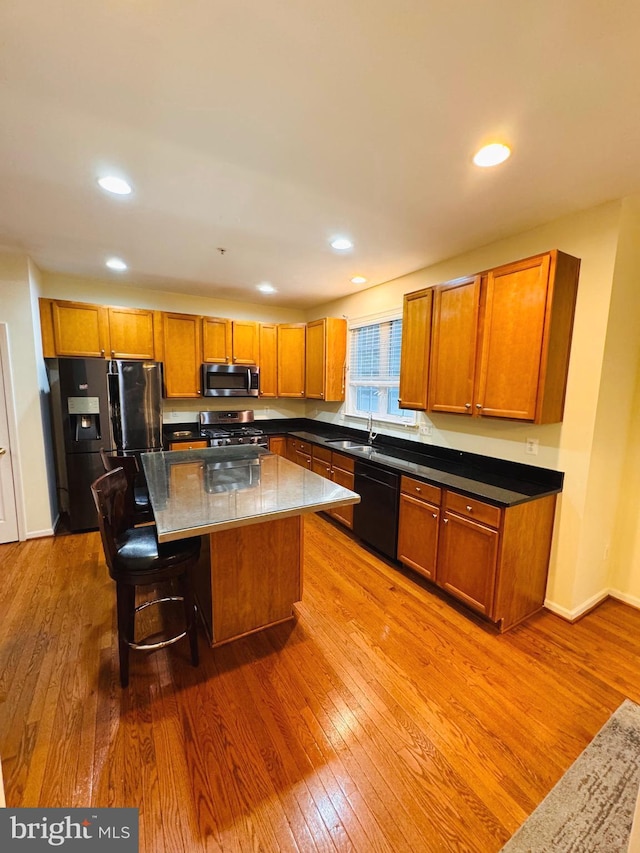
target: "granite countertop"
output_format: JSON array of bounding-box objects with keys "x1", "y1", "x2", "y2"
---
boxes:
[
  {"x1": 287, "y1": 429, "x2": 563, "y2": 508},
  {"x1": 141, "y1": 445, "x2": 360, "y2": 542}
]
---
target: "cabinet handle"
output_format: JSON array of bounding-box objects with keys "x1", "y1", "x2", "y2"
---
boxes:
[
  {"x1": 443, "y1": 518, "x2": 448, "y2": 524},
  {"x1": 476, "y1": 403, "x2": 482, "y2": 409},
  {"x1": 100, "y1": 349, "x2": 105, "y2": 357},
  {"x1": 432, "y1": 513, "x2": 437, "y2": 519},
  {"x1": 465, "y1": 402, "x2": 471, "y2": 409},
  {"x1": 0, "y1": 447, "x2": 6, "y2": 456},
  {"x1": 415, "y1": 486, "x2": 421, "y2": 493},
  {"x1": 111, "y1": 350, "x2": 115, "y2": 357},
  {"x1": 466, "y1": 505, "x2": 473, "y2": 512},
  {"x1": 326, "y1": 467, "x2": 331, "y2": 473}
]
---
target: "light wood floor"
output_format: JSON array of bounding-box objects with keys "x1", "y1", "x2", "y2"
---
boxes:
[{"x1": 1, "y1": 514, "x2": 640, "y2": 852}]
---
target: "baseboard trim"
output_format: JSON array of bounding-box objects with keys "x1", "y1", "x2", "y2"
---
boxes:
[
  {"x1": 26, "y1": 527, "x2": 56, "y2": 539},
  {"x1": 544, "y1": 588, "x2": 611, "y2": 622},
  {"x1": 609, "y1": 589, "x2": 640, "y2": 611}
]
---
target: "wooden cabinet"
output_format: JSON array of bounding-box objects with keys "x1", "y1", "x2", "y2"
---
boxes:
[
  {"x1": 397, "y1": 476, "x2": 441, "y2": 580},
  {"x1": 427, "y1": 251, "x2": 580, "y2": 423},
  {"x1": 326, "y1": 452, "x2": 355, "y2": 529},
  {"x1": 232, "y1": 321, "x2": 259, "y2": 365},
  {"x1": 162, "y1": 312, "x2": 202, "y2": 399},
  {"x1": 286, "y1": 437, "x2": 312, "y2": 469},
  {"x1": 108, "y1": 306, "x2": 160, "y2": 359},
  {"x1": 437, "y1": 495, "x2": 500, "y2": 617},
  {"x1": 397, "y1": 478, "x2": 558, "y2": 631},
  {"x1": 398, "y1": 288, "x2": 433, "y2": 410},
  {"x1": 202, "y1": 317, "x2": 232, "y2": 364},
  {"x1": 269, "y1": 435, "x2": 287, "y2": 457},
  {"x1": 40, "y1": 299, "x2": 110, "y2": 358},
  {"x1": 429, "y1": 277, "x2": 481, "y2": 415},
  {"x1": 168, "y1": 440, "x2": 208, "y2": 451},
  {"x1": 305, "y1": 318, "x2": 347, "y2": 402},
  {"x1": 278, "y1": 324, "x2": 306, "y2": 397},
  {"x1": 259, "y1": 324, "x2": 278, "y2": 397}
]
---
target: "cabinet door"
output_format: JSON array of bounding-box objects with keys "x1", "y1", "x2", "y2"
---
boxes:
[
  {"x1": 51, "y1": 300, "x2": 110, "y2": 358},
  {"x1": 108, "y1": 307, "x2": 156, "y2": 359},
  {"x1": 259, "y1": 324, "x2": 278, "y2": 397},
  {"x1": 277, "y1": 324, "x2": 306, "y2": 397},
  {"x1": 428, "y1": 277, "x2": 480, "y2": 414},
  {"x1": 203, "y1": 317, "x2": 232, "y2": 364},
  {"x1": 399, "y1": 288, "x2": 433, "y2": 410},
  {"x1": 232, "y1": 321, "x2": 259, "y2": 365},
  {"x1": 476, "y1": 254, "x2": 551, "y2": 421},
  {"x1": 162, "y1": 313, "x2": 202, "y2": 399},
  {"x1": 328, "y1": 457, "x2": 354, "y2": 530},
  {"x1": 168, "y1": 440, "x2": 208, "y2": 451},
  {"x1": 437, "y1": 511, "x2": 498, "y2": 617},
  {"x1": 269, "y1": 435, "x2": 287, "y2": 457},
  {"x1": 397, "y1": 494, "x2": 440, "y2": 580},
  {"x1": 305, "y1": 320, "x2": 325, "y2": 400}
]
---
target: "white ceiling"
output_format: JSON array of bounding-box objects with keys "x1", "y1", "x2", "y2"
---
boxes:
[{"x1": 2, "y1": 0, "x2": 640, "y2": 308}]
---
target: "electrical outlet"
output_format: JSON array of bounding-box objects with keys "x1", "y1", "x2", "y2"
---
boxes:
[
  {"x1": 419, "y1": 425, "x2": 433, "y2": 437},
  {"x1": 525, "y1": 438, "x2": 539, "y2": 455}
]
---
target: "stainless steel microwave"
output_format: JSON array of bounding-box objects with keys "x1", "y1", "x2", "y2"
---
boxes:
[{"x1": 201, "y1": 363, "x2": 260, "y2": 397}]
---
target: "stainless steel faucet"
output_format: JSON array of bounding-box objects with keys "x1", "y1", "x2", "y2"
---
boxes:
[{"x1": 367, "y1": 412, "x2": 378, "y2": 444}]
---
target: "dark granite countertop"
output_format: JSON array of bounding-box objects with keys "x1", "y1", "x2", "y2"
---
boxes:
[{"x1": 163, "y1": 418, "x2": 563, "y2": 508}]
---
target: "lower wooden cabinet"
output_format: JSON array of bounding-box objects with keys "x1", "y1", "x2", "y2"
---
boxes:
[
  {"x1": 269, "y1": 435, "x2": 287, "y2": 457},
  {"x1": 168, "y1": 440, "x2": 208, "y2": 451},
  {"x1": 290, "y1": 440, "x2": 355, "y2": 530},
  {"x1": 286, "y1": 437, "x2": 312, "y2": 469},
  {"x1": 325, "y1": 452, "x2": 355, "y2": 530},
  {"x1": 397, "y1": 475, "x2": 557, "y2": 631}
]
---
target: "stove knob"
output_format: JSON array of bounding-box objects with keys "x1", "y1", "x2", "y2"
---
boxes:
[{"x1": 225, "y1": 437, "x2": 232, "y2": 445}]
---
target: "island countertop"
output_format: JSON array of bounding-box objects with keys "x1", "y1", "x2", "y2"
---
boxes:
[{"x1": 141, "y1": 445, "x2": 360, "y2": 542}]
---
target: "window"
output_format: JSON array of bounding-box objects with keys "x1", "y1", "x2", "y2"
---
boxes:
[{"x1": 346, "y1": 313, "x2": 416, "y2": 425}]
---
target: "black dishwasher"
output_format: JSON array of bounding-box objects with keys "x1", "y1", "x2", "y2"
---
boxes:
[{"x1": 352, "y1": 460, "x2": 400, "y2": 560}]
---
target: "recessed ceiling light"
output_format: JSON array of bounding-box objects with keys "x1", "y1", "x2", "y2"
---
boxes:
[
  {"x1": 473, "y1": 143, "x2": 511, "y2": 168},
  {"x1": 257, "y1": 282, "x2": 277, "y2": 294},
  {"x1": 330, "y1": 237, "x2": 353, "y2": 251},
  {"x1": 106, "y1": 257, "x2": 127, "y2": 272},
  {"x1": 350, "y1": 276, "x2": 367, "y2": 285},
  {"x1": 97, "y1": 175, "x2": 132, "y2": 195}
]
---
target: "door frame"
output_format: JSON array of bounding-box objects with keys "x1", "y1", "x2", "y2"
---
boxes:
[{"x1": 0, "y1": 323, "x2": 25, "y2": 541}]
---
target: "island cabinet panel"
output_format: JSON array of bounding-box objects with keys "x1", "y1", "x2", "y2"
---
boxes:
[
  {"x1": 232, "y1": 320, "x2": 259, "y2": 365},
  {"x1": 305, "y1": 318, "x2": 347, "y2": 402},
  {"x1": 162, "y1": 312, "x2": 202, "y2": 398},
  {"x1": 107, "y1": 306, "x2": 158, "y2": 359},
  {"x1": 278, "y1": 324, "x2": 306, "y2": 397},
  {"x1": 48, "y1": 299, "x2": 111, "y2": 358},
  {"x1": 202, "y1": 317, "x2": 232, "y2": 364},
  {"x1": 259, "y1": 323, "x2": 278, "y2": 397},
  {"x1": 397, "y1": 476, "x2": 442, "y2": 581},
  {"x1": 209, "y1": 515, "x2": 302, "y2": 645},
  {"x1": 398, "y1": 288, "x2": 433, "y2": 410},
  {"x1": 428, "y1": 277, "x2": 481, "y2": 414}
]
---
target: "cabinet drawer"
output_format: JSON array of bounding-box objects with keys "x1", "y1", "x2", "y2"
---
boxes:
[
  {"x1": 401, "y1": 476, "x2": 441, "y2": 505},
  {"x1": 290, "y1": 439, "x2": 312, "y2": 455},
  {"x1": 313, "y1": 444, "x2": 332, "y2": 464},
  {"x1": 331, "y1": 452, "x2": 354, "y2": 473},
  {"x1": 168, "y1": 439, "x2": 209, "y2": 451},
  {"x1": 445, "y1": 491, "x2": 501, "y2": 528}
]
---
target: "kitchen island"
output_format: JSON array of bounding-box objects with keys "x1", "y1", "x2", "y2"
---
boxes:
[{"x1": 141, "y1": 446, "x2": 359, "y2": 646}]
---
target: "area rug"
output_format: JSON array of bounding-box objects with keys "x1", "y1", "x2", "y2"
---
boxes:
[{"x1": 501, "y1": 699, "x2": 640, "y2": 852}]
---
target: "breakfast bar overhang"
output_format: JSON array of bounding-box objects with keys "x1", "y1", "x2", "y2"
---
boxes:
[{"x1": 142, "y1": 446, "x2": 360, "y2": 646}]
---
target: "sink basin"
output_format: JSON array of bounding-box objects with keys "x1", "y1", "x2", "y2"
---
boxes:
[{"x1": 325, "y1": 439, "x2": 375, "y2": 452}]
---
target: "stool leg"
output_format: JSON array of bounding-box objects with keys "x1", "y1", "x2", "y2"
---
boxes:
[
  {"x1": 180, "y1": 571, "x2": 199, "y2": 667},
  {"x1": 115, "y1": 582, "x2": 135, "y2": 688}
]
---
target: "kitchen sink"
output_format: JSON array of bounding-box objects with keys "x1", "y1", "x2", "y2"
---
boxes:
[{"x1": 325, "y1": 439, "x2": 375, "y2": 452}]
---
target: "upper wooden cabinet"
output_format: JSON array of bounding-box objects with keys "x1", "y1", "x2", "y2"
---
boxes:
[
  {"x1": 108, "y1": 306, "x2": 161, "y2": 359},
  {"x1": 231, "y1": 321, "x2": 259, "y2": 365},
  {"x1": 39, "y1": 299, "x2": 162, "y2": 360},
  {"x1": 398, "y1": 288, "x2": 433, "y2": 410},
  {"x1": 305, "y1": 318, "x2": 347, "y2": 402},
  {"x1": 427, "y1": 250, "x2": 580, "y2": 423},
  {"x1": 162, "y1": 312, "x2": 202, "y2": 398},
  {"x1": 429, "y1": 277, "x2": 481, "y2": 415},
  {"x1": 258, "y1": 324, "x2": 278, "y2": 398},
  {"x1": 202, "y1": 317, "x2": 232, "y2": 364},
  {"x1": 40, "y1": 299, "x2": 110, "y2": 359},
  {"x1": 277, "y1": 324, "x2": 306, "y2": 397}
]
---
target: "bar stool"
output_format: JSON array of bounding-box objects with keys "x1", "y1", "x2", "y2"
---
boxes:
[
  {"x1": 100, "y1": 449, "x2": 153, "y2": 526},
  {"x1": 91, "y1": 467, "x2": 201, "y2": 687}
]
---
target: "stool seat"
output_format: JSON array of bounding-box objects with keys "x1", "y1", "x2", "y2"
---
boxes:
[{"x1": 91, "y1": 466, "x2": 200, "y2": 687}]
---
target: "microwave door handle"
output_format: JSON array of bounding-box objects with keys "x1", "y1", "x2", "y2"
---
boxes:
[{"x1": 247, "y1": 368, "x2": 252, "y2": 389}]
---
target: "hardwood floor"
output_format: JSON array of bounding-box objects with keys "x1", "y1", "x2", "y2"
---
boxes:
[{"x1": 1, "y1": 514, "x2": 640, "y2": 852}]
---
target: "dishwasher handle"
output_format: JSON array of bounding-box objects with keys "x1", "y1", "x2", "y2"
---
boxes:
[{"x1": 354, "y1": 461, "x2": 399, "y2": 490}]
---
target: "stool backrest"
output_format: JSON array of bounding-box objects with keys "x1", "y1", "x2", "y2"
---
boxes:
[
  {"x1": 91, "y1": 468, "x2": 131, "y2": 573},
  {"x1": 100, "y1": 449, "x2": 140, "y2": 523}
]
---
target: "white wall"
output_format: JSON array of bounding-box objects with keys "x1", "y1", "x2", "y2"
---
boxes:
[{"x1": 0, "y1": 253, "x2": 55, "y2": 537}]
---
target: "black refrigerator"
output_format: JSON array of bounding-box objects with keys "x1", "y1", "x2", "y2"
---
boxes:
[{"x1": 47, "y1": 358, "x2": 163, "y2": 532}]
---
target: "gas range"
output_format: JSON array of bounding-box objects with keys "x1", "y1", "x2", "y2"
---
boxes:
[{"x1": 199, "y1": 410, "x2": 268, "y2": 448}]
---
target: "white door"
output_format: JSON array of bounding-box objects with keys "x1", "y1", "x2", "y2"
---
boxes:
[{"x1": 0, "y1": 330, "x2": 19, "y2": 543}]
